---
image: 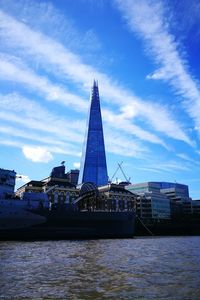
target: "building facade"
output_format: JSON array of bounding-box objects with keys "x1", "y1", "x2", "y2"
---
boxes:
[
  {"x1": 16, "y1": 166, "x2": 79, "y2": 207},
  {"x1": 98, "y1": 183, "x2": 136, "y2": 211},
  {"x1": 76, "y1": 182, "x2": 136, "y2": 212},
  {"x1": 160, "y1": 182, "x2": 192, "y2": 216},
  {"x1": 78, "y1": 81, "x2": 108, "y2": 186},
  {"x1": 126, "y1": 181, "x2": 192, "y2": 220},
  {"x1": 126, "y1": 182, "x2": 171, "y2": 220}
]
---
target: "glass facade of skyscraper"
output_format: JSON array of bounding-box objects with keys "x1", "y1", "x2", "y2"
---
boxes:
[
  {"x1": 126, "y1": 182, "x2": 171, "y2": 219},
  {"x1": 78, "y1": 81, "x2": 108, "y2": 186}
]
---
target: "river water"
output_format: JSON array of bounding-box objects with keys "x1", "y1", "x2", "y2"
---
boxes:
[{"x1": 0, "y1": 236, "x2": 200, "y2": 299}]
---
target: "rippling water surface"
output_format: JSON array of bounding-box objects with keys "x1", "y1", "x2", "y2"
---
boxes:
[{"x1": 0, "y1": 236, "x2": 200, "y2": 299}]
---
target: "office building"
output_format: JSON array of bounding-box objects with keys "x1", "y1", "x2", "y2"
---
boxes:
[
  {"x1": 126, "y1": 181, "x2": 193, "y2": 219},
  {"x1": 160, "y1": 182, "x2": 192, "y2": 215},
  {"x1": 78, "y1": 81, "x2": 108, "y2": 186},
  {"x1": 126, "y1": 182, "x2": 171, "y2": 219}
]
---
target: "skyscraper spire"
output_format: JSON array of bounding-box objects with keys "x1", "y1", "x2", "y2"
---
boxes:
[
  {"x1": 93, "y1": 79, "x2": 98, "y2": 87},
  {"x1": 78, "y1": 81, "x2": 108, "y2": 186}
]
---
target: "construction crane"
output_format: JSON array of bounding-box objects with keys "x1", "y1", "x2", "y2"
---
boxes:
[{"x1": 110, "y1": 161, "x2": 131, "y2": 183}]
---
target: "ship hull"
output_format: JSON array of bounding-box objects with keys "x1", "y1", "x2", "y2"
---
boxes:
[{"x1": 0, "y1": 210, "x2": 135, "y2": 240}]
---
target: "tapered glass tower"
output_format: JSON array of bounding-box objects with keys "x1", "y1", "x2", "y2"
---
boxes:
[{"x1": 78, "y1": 81, "x2": 108, "y2": 186}]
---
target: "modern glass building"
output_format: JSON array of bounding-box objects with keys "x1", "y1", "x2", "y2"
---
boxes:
[
  {"x1": 78, "y1": 81, "x2": 108, "y2": 186},
  {"x1": 158, "y1": 182, "x2": 189, "y2": 198},
  {"x1": 126, "y1": 182, "x2": 171, "y2": 219},
  {"x1": 159, "y1": 182, "x2": 192, "y2": 215},
  {"x1": 126, "y1": 181, "x2": 192, "y2": 219}
]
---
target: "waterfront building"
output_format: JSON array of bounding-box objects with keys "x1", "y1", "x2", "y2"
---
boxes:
[
  {"x1": 159, "y1": 182, "x2": 189, "y2": 199},
  {"x1": 16, "y1": 165, "x2": 79, "y2": 206},
  {"x1": 138, "y1": 192, "x2": 170, "y2": 220},
  {"x1": 98, "y1": 183, "x2": 136, "y2": 211},
  {"x1": 77, "y1": 182, "x2": 136, "y2": 212},
  {"x1": 50, "y1": 165, "x2": 79, "y2": 186},
  {"x1": 78, "y1": 80, "x2": 108, "y2": 186},
  {"x1": 126, "y1": 181, "x2": 192, "y2": 219},
  {"x1": 160, "y1": 182, "x2": 192, "y2": 216},
  {"x1": 0, "y1": 168, "x2": 16, "y2": 197},
  {"x1": 66, "y1": 169, "x2": 79, "y2": 186},
  {"x1": 126, "y1": 182, "x2": 171, "y2": 220},
  {"x1": 16, "y1": 180, "x2": 43, "y2": 197}
]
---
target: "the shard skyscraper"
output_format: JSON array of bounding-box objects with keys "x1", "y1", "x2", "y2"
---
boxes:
[{"x1": 78, "y1": 81, "x2": 108, "y2": 186}]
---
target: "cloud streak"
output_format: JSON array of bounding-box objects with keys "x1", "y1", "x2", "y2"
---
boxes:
[
  {"x1": 0, "y1": 92, "x2": 148, "y2": 159},
  {"x1": 0, "y1": 93, "x2": 84, "y2": 143},
  {"x1": 115, "y1": 0, "x2": 200, "y2": 138},
  {"x1": 0, "y1": 55, "x2": 87, "y2": 111},
  {"x1": 0, "y1": 9, "x2": 192, "y2": 146},
  {"x1": 0, "y1": 55, "x2": 169, "y2": 148},
  {"x1": 137, "y1": 160, "x2": 190, "y2": 174}
]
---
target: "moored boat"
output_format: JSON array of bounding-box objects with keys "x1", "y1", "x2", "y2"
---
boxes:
[{"x1": 0, "y1": 189, "x2": 135, "y2": 240}]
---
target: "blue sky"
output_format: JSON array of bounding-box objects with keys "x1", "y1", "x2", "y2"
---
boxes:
[{"x1": 0, "y1": 0, "x2": 200, "y2": 199}]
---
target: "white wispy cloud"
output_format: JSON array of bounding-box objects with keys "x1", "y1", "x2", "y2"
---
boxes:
[
  {"x1": 0, "y1": 134, "x2": 81, "y2": 158},
  {"x1": 103, "y1": 109, "x2": 167, "y2": 147},
  {"x1": 0, "y1": 125, "x2": 81, "y2": 155},
  {"x1": 0, "y1": 92, "x2": 148, "y2": 159},
  {"x1": 0, "y1": 8, "x2": 192, "y2": 146},
  {"x1": 0, "y1": 0, "x2": 102, "y2": 54},
  {"x1": 0, "y1": 55, "x2": 88, "y2": 111},
  {"x1": 0, "y1": 55, "x2": 168, "y2": 148},
  {"x1": 137, "y1": 160, "x2": 190, "y2": 174},
  {"x1": 104, "y1": 125, "x2": 149, "y2": 156},
  {"x1": 0, "y1": 93, "x2": 84, "y2": 143},
  {"x1": 136, "y1": 167, "x2": 162, "y2": 174},
  {"x1": 115, "y1": 0, "x2": 200, "y2": 137},
  {"x1": 177, "y1": 153, "x2": 193, "y2": 162},
  {"x1": 177, "y1": 153, "x2": 200, "y2": 167},
  {"x1": 0, "y1": 138, "x2": 24, "y2": 148}
]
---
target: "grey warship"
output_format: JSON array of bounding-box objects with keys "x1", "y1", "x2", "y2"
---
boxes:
[{"x1": 0, "y1": 184, "x2": 135, "y2": 240}]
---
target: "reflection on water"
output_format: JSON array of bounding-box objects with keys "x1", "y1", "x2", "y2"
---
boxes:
[{"x1": 0, "y1": 237, "x2": 200, "y2": 299}]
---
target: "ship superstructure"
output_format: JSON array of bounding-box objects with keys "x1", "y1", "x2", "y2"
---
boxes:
[{"x1": 0, "y1": 168, "x2": 16, "y2": 198}]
